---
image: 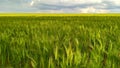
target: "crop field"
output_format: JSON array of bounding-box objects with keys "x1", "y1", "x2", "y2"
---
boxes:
[{"x1": 0, "y1": 15, "x2": 120, "y2": 68}]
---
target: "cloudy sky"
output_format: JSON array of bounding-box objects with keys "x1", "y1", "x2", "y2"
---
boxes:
[{"x1": 0, "y1": 0, "x2": 120, "y2": 13}]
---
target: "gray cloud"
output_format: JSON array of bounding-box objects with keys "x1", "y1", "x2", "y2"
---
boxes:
[
  {"x1": 0, "y1": 0, "x2": 120, "y2": 13},
  {"x1": 102, "y1": 1, "x2": 120, "y2": 9},
  {"x1": 30, "y1": 0, "x2": 120, "y2": 13}
]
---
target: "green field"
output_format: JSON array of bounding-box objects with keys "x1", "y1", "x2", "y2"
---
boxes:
[
  {"x1": 1, "y1": 13, "x2": 120, "y2": 16},
  {"x1": 0, "y1": 16, "x2": 120, "y2": 68}
]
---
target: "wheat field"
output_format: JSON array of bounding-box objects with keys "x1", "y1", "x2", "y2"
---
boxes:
[{"x1": 0, "y1": 16, "x2": 120, "y2": 68}]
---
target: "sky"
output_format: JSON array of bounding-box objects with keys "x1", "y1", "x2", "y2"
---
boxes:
[{"x1": 0, "y1": 0, "x2": 120, "y2": 13}]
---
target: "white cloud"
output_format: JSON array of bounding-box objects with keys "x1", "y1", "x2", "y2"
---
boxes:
[
  {"x1": 79, "y1": 7, "x2": 96, "y2": 13},
  {"x1": 60, "y1": 0, "x2": 102, "y2": 4},
  {"x1": 0, "y1": 0, "x2": 119, "y2": 13},
  {"x1": 30, "y1": 0, "x2": 103, "y2": 6},
  {"x1": 79, "y1": 7, "x2": 109, "y2": 13},
  {"x1": 29, "y1": 0, "x2": 112, "y2": 13},
  {"x1": 108, "y1": 0, "x2": 120, "y2": 5},
  {"x1": 30, "y1": 1, "x2": 34, "y2": 6},
  {"x1": 35, "y1": 7, "x2": 110, "y2": 13},
  {"x1": 97, "y1": 9, "x2": 110, "y2": 13},
  {"x1": 30, "y1": 0, "x2": 41, "y2": 6}
]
